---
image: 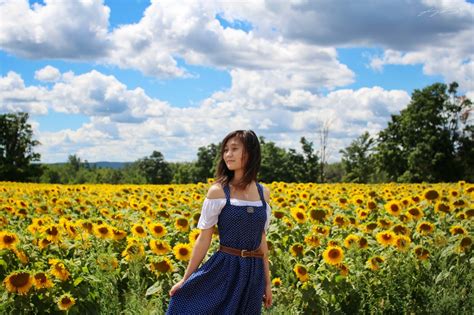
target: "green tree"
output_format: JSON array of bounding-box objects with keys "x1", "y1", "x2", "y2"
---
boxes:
[
  {"x1": 138, "y1": 151, "x2": 172, "y2": 184},
  {"x1": 376, "y1": 82, "x2": 472, "y2": 182},
  {"x1": 259, "y1": 137, "x2": 294, "y2": 182},
  {"x1": 0, "y1": 112, "x2": 42, "y2": 181},
  {"x1": 300, "y1": 137, "x2": 320, "y2": 182},
  {"x1": 194, "y1": 143, "x2": 219, "y2": 183},
  {"x1": 340, "y1": 132, "x2": 375, "y2": 183}
]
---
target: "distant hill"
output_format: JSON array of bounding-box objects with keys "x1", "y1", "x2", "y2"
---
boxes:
[{"x1": 42, "y1": 161, "x2": 131, "y2": 169}]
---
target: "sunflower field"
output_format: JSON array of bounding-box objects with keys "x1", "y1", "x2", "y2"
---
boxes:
[{"x1": 0, "y1": 181, "x2": 472, "y2": 314}]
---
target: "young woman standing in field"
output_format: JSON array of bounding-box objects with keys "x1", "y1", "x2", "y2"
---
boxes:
[{"x1": 166, "y1": 130, "x2": 272, "y2": 314}]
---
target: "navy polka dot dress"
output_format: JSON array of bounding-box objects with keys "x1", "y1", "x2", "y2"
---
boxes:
[{"x1": 166, "y1": 183, "x2": 267, "y2": 315}]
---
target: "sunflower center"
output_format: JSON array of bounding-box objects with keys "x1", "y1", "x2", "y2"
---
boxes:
[
  {"x1": 154, "y1": 226, "x2": 163, "y2": 233},
  {"x1": 297, "y1": 267, "x2": 307, "y2": 275},
  {"x1": 135, "y1": 226, "x2": 145, "y2": 233},
  {"x1": 424, "y1": 190, "x2": 439, "y2": 200},
  {"x1": 390, "y1": 204, "x2": 399, "y2": 212},
  {"x1": 461, "y1": 237, "x2": 472, "y2": 247},
  {"x1": 99, "y1": 227, "x2": 109, "y2": 234},
  {"x1": 296, "y1": 213, "x2": 305, "y2": 220},
  {"x1": 179, "y1": 248, "x2": 188, "y2": 255},
  {"x1": 47, "y1": 226, "x2": 58, "y2": 236},
  {"x1": 61, "y1": 297, "x2": 72, "y2": 304},
  {"x1": 11, "y1": 272, "x2": 30, "y2": 287},
  {"x1": 177, "y1": 219, "x2": 188, "y2": 227},
  {"x1": 328, "y1": 248, "x2": 340, "y2": 259},
  {"x1": 34, "y1": 273, "x2": 47, "y2": 283},
  {"x1": 3, "y1": 235, "x2": 15, "y2": 244},
  {"x1": 155, "y1": 261, "x2": 171, "y2": 272}
]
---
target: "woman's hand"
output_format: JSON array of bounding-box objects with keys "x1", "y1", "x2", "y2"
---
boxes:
[
  {"x1": 169, "y1": 278, "x2": 186, "y2": 297},
  {"x1": 263, "y1": 283, "x2": 272, "y2": 308}
]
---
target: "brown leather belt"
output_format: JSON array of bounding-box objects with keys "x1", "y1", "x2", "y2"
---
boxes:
[{"x1": 219, "y1": 245, "x2": 264, "y2": 258}]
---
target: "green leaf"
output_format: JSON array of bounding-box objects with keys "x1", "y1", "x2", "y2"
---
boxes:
[
  {"x1": 145, "y1": 281, "x2": 163, "y2": 296},
  {"x1": 74, "y1": 277, "x2": 84, "y2": 286}
]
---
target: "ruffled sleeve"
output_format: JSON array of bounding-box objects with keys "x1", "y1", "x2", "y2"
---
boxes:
[
  {"x1": 196, "y1": 198, "x2": 226, "y2": 230},
  {"x1": 264, "y1": 203, "x2": 272, "y2": 233}
]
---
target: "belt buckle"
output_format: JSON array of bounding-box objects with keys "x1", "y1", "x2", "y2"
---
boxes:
[{"x1": 241, "y1": 249, "x2": 249, "y2": 257}]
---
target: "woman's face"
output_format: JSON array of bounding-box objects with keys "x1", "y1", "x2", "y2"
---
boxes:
[{"x1": 223, "y1": 136, "x2": 246, "y2": 171}]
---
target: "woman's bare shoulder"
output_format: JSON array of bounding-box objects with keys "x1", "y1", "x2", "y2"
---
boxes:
[{"x1": 207, "y1": 183, "x2": 226, "y2": 199}]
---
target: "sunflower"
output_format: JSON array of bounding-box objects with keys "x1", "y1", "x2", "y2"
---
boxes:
[
  {"x1": 343, "y1": 234, "x2": 360, "y2": 249},
  {"x1": 459, "y1": 236, "x2": 472, "y2": 252},
  {"x1": 377, "y1": 218, "x2": 392, "y2": 229},
  {"x1": 33, "y1": 272, "x2": 54, "y2": 289},
  {"x1": 57, "y1": 293, "x2": 76, "y2": 311},
  {"x1": 49, "y1": 261, "x2": 70, "y2": 281},
  {"x1": 358, "y1": 237, "x2": 369, "y2": 249},
  {"x1": 150, "y1": 239, "x2": 171, "y2": 255},
  {"x1": 13, "y1": 248, "x2": 29, "y2": 265},
  {"x1": 188, "y1": 229, "x2": 201, "y2": 244},
  {"x1": 376, "y1": 230, "x2": 396, "y2": 247},
  {"x1": 338, "y1": 263, "x2": 349, "y2": 277},
  {"x1": 394, "y1": 235, "x2": 411, "y2": 252},
  {"x1": 290, "y1": 243, "x2": 305, "y2": 257},
  {"x1": 94, "y1": 223, "x2": 113, "y2": 239},
  {"x1": 313, "y1": 225, "x2": 330, "y2": 237},
  {"x1": 174, "y1": 217, "x2": 190, "y2": 232},
  {"x1": 148, "y1": 222, "x2": 167, "y2": 238},
  {"x1": 416, "y1": 221, "x2": 435, "y2": 235},
  {"x1": 122, "y1": 242, "x2": 145, "y2": 261},
  {"x1": 173, "y1": 243, "x2": 192, "y2": 261},
  {"x1": 272, "y1": 277, "x2": 282, "y2": 287},
  {"x1": 414, "y1": 245, "x2": 430, "y2": 260},
  {"x1": 449, "y1": 225, "x2": 467, "y2": 236},
  {"x1": 435, "y1": 202, "x2": 451, "y2": 214},
  {"x1": 384, "y1": 200, "x2": 402, "y2": 216},
  {"x1": 308, "y1": 209, "x2": 327, "y2": 222},
  {"x1": 42, "y1": 224, "x2": 61, "y2": 243},
  {"x1": 273, "y1": 210, "x2": 285, "y2": 219},
  {"x1": 407, "y1": 207, "x2": 424, "y2": 220},
  {"x1": 363, "y1": 222, "x2": 378, "y2": 233},
  {"x1": 333, "y1": 215, "x2": 348, "y2": 228},
  {"x1": 322, "y1": 246, "x2": 344, "y2": 265},
  {"x1": 3, "y1": 271, "x2": 33, "y2": 295},
  {"x1": 304, "y1": 233, "x2": 321, "y2": 247},
  {"x1": 392, "y1": 224, "x2": 409, "y2": 236},
  {"x1": 290, "y1": 207, "x2": 307, "y2": 224},
  {"x1": 357, "y1": 209, "x2": 369, "y2": 221},
  {"x1": 0, "y1": 231, "x2": 19, "y2": 250},
  {"x1": 423, "y1": 188, "x2": 440, "y2": 201},
  {"x1": 150, "y1": 257, "x2": 174, "y2": 275},
  {"x1": 37, "y1": 238, "x2": 52, "y2": 250},
  {"x1": 367, "y1": 256, "x2": 384, "y2": 271},
  {"x1": 131, "y1": 223, "x2": 147, "y2": 237},
  {"x1": 112, "y1": 228, "x2": 127, "y2": 241},
  {"x1": 293, "y1": 264, "x2": 309, "y2": 282}
]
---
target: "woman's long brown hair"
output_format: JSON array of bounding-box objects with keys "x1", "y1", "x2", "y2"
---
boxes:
[{"x1": 215, "y1": 130, "x2": 261, "y2": 190}]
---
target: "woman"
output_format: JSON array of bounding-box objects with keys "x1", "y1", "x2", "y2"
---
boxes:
[{"x1": 166, "y1": 130, "x2": 273, "y2": 314}]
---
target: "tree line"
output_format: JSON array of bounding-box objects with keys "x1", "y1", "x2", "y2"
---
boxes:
[{"x1": 0, "y1": 82, "x2": 472, "y2": 184}]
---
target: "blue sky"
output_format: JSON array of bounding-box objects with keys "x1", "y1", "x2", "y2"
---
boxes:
[{"x1": 0, "y1": 0, "x2": 472, "y2": 162}]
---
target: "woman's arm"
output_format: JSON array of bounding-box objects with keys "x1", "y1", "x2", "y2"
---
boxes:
[
  {"x1": 181, "y1": 227, "x2": 214, "y2": 281},
  {"x1": 169, "y1": 227, "x2": 214, "y2": 296},
  {"x1": 260, "y1": 231, "x2": 271, "y2": 285}
]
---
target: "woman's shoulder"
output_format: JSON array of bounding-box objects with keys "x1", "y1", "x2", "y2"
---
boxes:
[{"x1": 206, "y1": 183, "x2": 226, "y2": 199}]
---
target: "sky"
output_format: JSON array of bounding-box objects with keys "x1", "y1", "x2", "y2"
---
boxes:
[{"x1": 0, "y1": 0, "x2": 473, "y2": 163}]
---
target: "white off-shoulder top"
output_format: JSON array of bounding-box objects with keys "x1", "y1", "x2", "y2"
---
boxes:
[{"x1": 197, "y1": 198, "x2": 272, "y2": 233}]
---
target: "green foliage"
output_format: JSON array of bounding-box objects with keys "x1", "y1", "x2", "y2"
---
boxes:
[
  {"x1": 340, "y1": 132, "x2": 376, "y2": 183},
  {"x1": 0, "y1": 112, "x2": 42, "y2": 181},
  {"x1": 137, "y1": 151, "x2": 172, "y2": 184},
  {"x1": 194, "y1": 144, "x2": 219, "y2": 182},
  {"x1": 375, "y1": 82, "x2": 473, "y2": 182}
]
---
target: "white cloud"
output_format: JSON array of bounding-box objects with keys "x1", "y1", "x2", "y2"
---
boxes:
[
  {"x1": 34, "y1": 65, "x2": 61, "y2": 82},
  {"x1": 0, "y1": 0, "x2": 111, "y2": 59},
  {"x1": 3, "y1": 70, "x2": 410, "y2": 163}
]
